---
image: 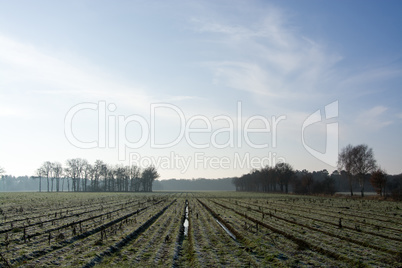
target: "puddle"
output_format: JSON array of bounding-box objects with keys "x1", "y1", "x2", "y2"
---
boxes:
[
  {"x1": 183, "y1": 201, "x2": 189, "y2": 236},
  {"x1": 215, "y1": 219, "x2": 236, "y2": 240}
]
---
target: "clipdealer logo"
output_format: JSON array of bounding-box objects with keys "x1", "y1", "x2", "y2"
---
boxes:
[
  {"x1": 64, "y1": 101, "x2": 286, "y2": 159},
  {"x1": 302, "y1": 101, "x2": 338, "y2": 167},
  {"x1": 64, "y1": 100, "x2": 338, "y2": 170}
]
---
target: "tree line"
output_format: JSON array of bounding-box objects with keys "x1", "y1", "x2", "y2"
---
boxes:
[
  {"x1": 233, "y1": 144, "x2": 402, "y2": 199},
  {"x1": 1, "y1": 143, "x2": 401, "y2": 198},
  {"x1": 232, "y1": 163, "x2": 337, "y2": 195},
  {"x1": 30, "y1": 159, "x2": 159, "y2": 192}
]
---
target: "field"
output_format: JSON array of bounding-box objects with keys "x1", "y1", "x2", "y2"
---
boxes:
[{"x1": 0, "y1": 192, "x2": 401, "y2": 267}]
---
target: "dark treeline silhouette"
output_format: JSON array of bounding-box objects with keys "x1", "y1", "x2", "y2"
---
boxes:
[
  {"x1": 233, "y1": 164, "x2": 336, "y2": 195},
  {"x1": 27, "y1": 159, "x2": 159, "y2": 192},
  {"x1": 233, "y1": 164, "x2": 402, "y2": 199},
  {"x1": 233, "y1": 163, "x2": 294, "y2": 193},
  {"x1": 233, "y1": 144, "x2": 402, "y2": 199}
]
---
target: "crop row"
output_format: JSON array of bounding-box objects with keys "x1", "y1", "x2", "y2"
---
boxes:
[
  {"x1": 1, "y1": 192, "x2": 400, "y2": 267},
  {"x1": 98, "y1": 198, "x2": 185, "y2": 267},
  {"x1": 208, "y1": 198, "x2": 400, "y2": 267},
  {"x1": 234, "y1": 198, "x2": 402, "y2": 242},
  {"x1": 200, "y1": 198, "x2": 351, "y2": 267},
  {"x1": 0, "y1": 193, "x2": 167, "y2": 227},
  {"x1": 0, "y1": 196, "x2": 168, "y2": 251},
  {"x1": 264, "y1": 197, "x2": 402, "y2": 227},
  {"x1": 7, "y1": 198, "x2": 173, "y2": 267},
  {"x1": 0, "y1": 197, "x2": 154, "y2": 234}
]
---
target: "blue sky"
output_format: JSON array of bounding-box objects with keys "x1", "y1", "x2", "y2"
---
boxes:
[{"x1": 0, "y1": 0, "x2": 401, "y2": 178}]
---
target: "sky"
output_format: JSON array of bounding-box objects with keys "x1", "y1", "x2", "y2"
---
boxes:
[{"x1": 0, "y1": 0, "x2": 401, "y2": 179}]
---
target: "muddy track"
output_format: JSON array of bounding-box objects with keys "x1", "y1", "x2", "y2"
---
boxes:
[
  {"x1": 171, "y1": 199, "x2": 187, "y2": 267},
  {"x1": 197, "y1": 199, "x2": 261, "y2": 267}
]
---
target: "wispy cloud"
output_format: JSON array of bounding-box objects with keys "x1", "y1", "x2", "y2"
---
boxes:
[
  {"x1": 208, "y1": 61, "x2": 280, "y2": 97},
  {"x1": 1, "y1": 35, "x2": 143, "y2": 97},
  {"x1": 356, "y1": 106, "x2": 393, "y2": 130},
  {"x1": 192, "y1": 7, "x2": 293, "y2": 48},
  {"x1": 192, "y1": 8, "x2": 342, "y2": 100},
  {"x1": 191, "y1": 5, "x2": 402, "y2": 111},
  {"x1": 0, "y1": 34, "x2": 196, "y2": 113},
  {"x1": 338, "y1": 66, "x2": 402, "y2": 91}
]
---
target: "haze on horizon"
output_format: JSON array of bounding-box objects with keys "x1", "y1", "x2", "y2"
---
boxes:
[{"x1": 0, "y1": 0, "x2": 401, "y2": 179}]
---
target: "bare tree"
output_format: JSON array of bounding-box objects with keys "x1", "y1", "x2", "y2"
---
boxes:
[
  {"x1": 114, "y1": 165, "x2": 126, "y2": 192},
  {"x1": 370, "y1": 168, "x2": 387, "y2": 197},
  {"x1": 32, "y1": 168, "x2": 45, "y2": 192},
  {"x1": 339, "y1": 144, "x2": 377, "y2": 197},
  {"x1": 76, "y1": 158, "x2": 88, "y2": 192},
  {"x1": 129, "y1": 165, "x2": 141, "y2": 192},
  {"x1": 104, "y1": 165, "x2": 113, "y2": 192},
  {"x1": 141, "y1": 166, "x2": 159, "y2": 192},
  {"x1": 260, "y1": 166, "x2": 273, "y2": 192},
  {"x1": 351, "y1": 144, "x2": 377, "y2": 197},
  {"x1": 275, "y1": 163, "x2": 294, "y2": 194},
  {"x1": 301, "y1": 172, "x2": 314, "y2": 194},
  {"x1": 338, "y1": 144, "x2": 356, "y2": 196},
  {"x1": 52, "y1": 162, "x2": 63, "y2": 192},
  {"x1": 65, "y1": 159, "x2": 79, "y2": 192},
  {"x1": 92, "y1": 160, "x2": 105, "y2": 191},
  {"x1": 269, "y1": 167, "x2": 277, "y2": 192},
  {"x1": 82, "y1": 162, "x2": 92, "y2": 192},
  {"x1": 123, "y1": 166, "x2": 130, "y2": 191},
  {"x1": 41, "y1": 162, "x2": 53, "y2": 192},
  {"x1": 61, "y1": 175, "x2": 66, "y2": 192}
]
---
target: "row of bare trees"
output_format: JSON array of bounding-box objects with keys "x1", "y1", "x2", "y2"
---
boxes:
[{"x1": 32, "y1": 159, "x2": 159, "y2": 192}]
